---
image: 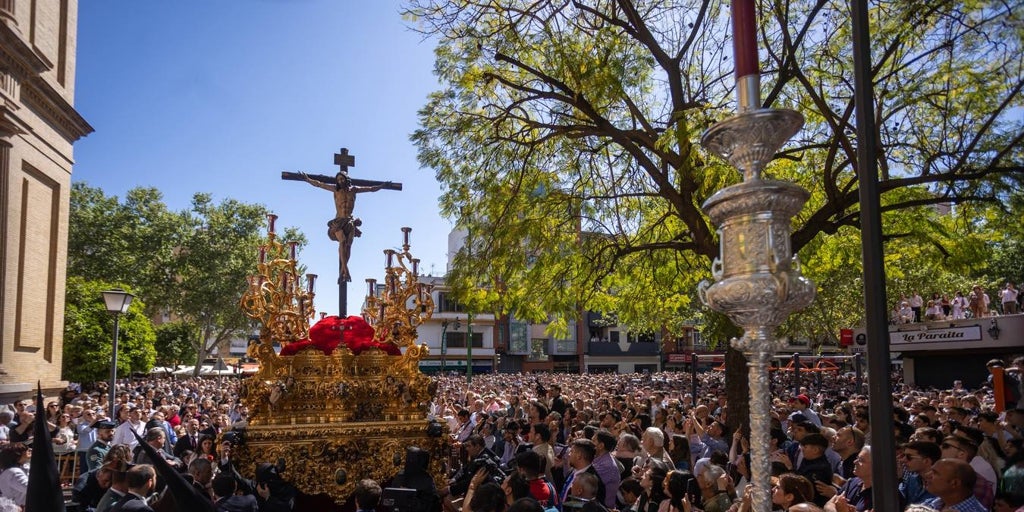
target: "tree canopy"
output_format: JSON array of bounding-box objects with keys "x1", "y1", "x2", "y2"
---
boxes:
[
  {"x1": 407, "y1": 0, "x2": 1023, "y2": 342},
  {"x1": 63, "y1": 277, "x2": 156, "y2": 383},
  {"x1": 67, "y1": 183, "x2": 307, "y2": 376}
]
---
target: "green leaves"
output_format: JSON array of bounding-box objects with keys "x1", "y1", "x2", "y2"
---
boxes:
[
  {"x1": 408, "y1": 0, "x2": 1022, "y2": 345},
  {"x1": 63, "y1": 277, "x2": 156, "y2": 383},
  {"x1": 66, "y1": 183, "x2": 306, "y2": 376}
]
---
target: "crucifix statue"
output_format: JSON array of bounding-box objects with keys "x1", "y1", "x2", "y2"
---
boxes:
[{"x1": 283, "y1": 148, "x2": 401, "y2": 315}]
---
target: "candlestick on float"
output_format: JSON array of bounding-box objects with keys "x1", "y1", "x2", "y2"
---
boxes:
[
  {"x1": 401, "y1": 226, "x2": 411, "y2": 251},
  {"x1": 732, "y1": 0, "x2": 760, "y2": 112},
  {"x1": 696, "y1": 2, "x2": 814, "y2": 511}
]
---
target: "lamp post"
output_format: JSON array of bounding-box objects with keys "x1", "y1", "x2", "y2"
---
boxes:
[
  {"x1": 466, "y1": 313, "x2": 474, "y2": 384},
  {"x1": 441, "y1": 319, "x2": 450, "y2": 374},
  {"x1": 102, "y1": 289, "x2": 134, "y2": 419}
]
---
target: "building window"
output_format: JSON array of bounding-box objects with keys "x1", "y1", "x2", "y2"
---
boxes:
[
  {"x1": 529, "y1": 338, "x2": 549, "y2": 361},
  {"x1": 436, "y1": 292, "x2": 466, "y2": 313},
  {"x1": 445, "y1": 332, "x2": 482, "y2": 348}
]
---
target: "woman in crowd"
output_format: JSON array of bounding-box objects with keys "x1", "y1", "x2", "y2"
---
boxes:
[
  {"x1": 1002, "y1": 438, "x2": 1024, "y2": 497},
  {"x1": 660, "y1": 469, "x2": 695, "y2": 512},
  {"x1": 771, "y1": 473, "x2": 815, "y2": 511},
  {"x1": 197, "y1": 434, "x2": 217, "y2": 460},
  {"x1": 637, "y1": 463, "x2": 670, "y2": 512},
  {"x1": 0, "y1": 444, "x2": 30, "y2": 507},
  {"x1": 52, "y1": 411, "x2": 77, "y2": 454},
  {"x1": 668, "y1": 435, "x2": 692, "y2": 472}
]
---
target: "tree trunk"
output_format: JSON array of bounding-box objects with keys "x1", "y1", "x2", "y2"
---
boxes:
[{"x1": 725, "y1": 344, "x2": 749, "y2": 436}]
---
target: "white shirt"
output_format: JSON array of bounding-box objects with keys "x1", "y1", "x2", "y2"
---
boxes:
[
  {"x1": 970, "y1": 455, "x2": 998, "y2": 488},
  {"x1": 112, "y1": 420, "x2": 145, "y2": 449},
  {"x1": 1000, "y1": 287, "x2": 1018, "y2": 303},
  {"x1": 0, "y1": 464, "x2": 28, "y2": 506}
]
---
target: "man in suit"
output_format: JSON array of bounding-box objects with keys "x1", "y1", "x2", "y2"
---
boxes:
[
  {"x1": 110, "y1": 464, "x2": 156, "y2": 512},
  {"x1": 561, "y1": 439, "x2": 605, "y2": 507},
  {"x1": 565, "y1": 472, "x2": 608, "y2": 512},
  {"x1": 174, "y1": 419, "x2": 202, "y2": 458},
  {"x1": 133, "y1": 428, "x2": 183, "y2": 471}
]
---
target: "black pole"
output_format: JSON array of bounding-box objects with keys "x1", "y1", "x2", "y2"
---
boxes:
[
  {"x1": 792, "y1": 353, "x2": 800, "y2": 396},
  {"x1": 854, "y1": 353, "x2": 864, "y2": 395},
  {"x1": 339, "y1": 276, "x2": 347, "y2": 317},
  {"x1": 690, "y1": 353, "x2": 698, "y2": 406},
  {"x1": 851, "y1": 0, "x2": 899, "y2": 509},
  {"x1": 441, "y1": 320, "x2": 448, "y2": 374},
  {"x1": 108, "y1": 313, "x2": 121, "y2": 419}
]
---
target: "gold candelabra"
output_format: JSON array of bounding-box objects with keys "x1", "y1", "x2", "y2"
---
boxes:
[
  {"x1": 240, "y1": 213, "x2": 318, "y2": 345},
  {"x1": 362, "y1": 227, "x2": 435, "y2": 345}
]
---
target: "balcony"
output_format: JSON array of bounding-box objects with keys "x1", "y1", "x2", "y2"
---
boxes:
[{"x1": 587, "y1": 340, "x2": 660, "y2": 356}]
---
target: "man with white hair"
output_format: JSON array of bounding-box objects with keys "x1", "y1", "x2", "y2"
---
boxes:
[{"x1": 632, "y1": 427, "x2": 673, "y2": 477}]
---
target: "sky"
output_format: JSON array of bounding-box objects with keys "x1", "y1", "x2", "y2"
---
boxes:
[{"x1": 73, "y1": 1, "x2": 454, "y2": 316}]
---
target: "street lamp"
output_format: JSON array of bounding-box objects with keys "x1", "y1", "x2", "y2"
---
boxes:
[
  {"x1": 440, "y1": 319, "x2": 450, "y2": 374},
  {"x1": 102, "y1": 289, "x2": 134, "y2": 419},
  {"x1": 466, "y1": 313, "x2": 474, "y2": 384}
]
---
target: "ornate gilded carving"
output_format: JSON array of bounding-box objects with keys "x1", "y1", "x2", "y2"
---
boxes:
[{"x1": 236, "y1": 220, "x2": 446, "y2": 503}]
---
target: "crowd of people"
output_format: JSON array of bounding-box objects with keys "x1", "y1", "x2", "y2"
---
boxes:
[
  {"x1": 890, "y1": 283, "x2": 1020, "y2": 324},
  {"x1": 0, "y1": 355, "x2": 1021, "y2": 512}
]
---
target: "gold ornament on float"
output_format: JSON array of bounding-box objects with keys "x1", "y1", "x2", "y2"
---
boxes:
[{"x1": 236, "y1": 218, "x2": 448, "y2": 503}]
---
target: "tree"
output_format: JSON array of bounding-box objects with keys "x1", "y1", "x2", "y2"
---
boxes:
[
  {"x1": 154, "y1": 321, "x2": 199, "y2": 369},
  {"x1": 67, "y1": 184, "x2": 307, "y2": 377},
  {"x1": 62, "y1": 277, "x2": 156, "y2": 383},
  {"x1": 68, "y1": 184, "x2": 184, "y2": 313},
  {"x1": 407, "y1": 0, "x2": 1023, "y2": 429}
]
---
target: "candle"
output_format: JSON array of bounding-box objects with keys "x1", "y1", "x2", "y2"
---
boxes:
[
  {"x1": 288, "y1": 241, "x2": 298, "y2": 261},
  {"x1": 402, "y1": 226, "x2": 412, "y2": 247},
  {"x1": 385, "y1": 249, "x2": 395, "y2": 268},
  {"x1": 366, "y1": 278, "x2": 376, "y2": 297},
  {"x1": 267, "y1": 213, "x2": 278, "y2": 234},
  {"x1": 307, "y1": 274, "x2": 317, "y2": 294},
  {"x1": 258, "y1": 246, "x2": 266, "y2": 263},
  {"x1": 731, "y1": 0, "x2": 758, "y2": 78},
  {"x1": 411, "y1": 258, "x2": 420, "y2": 276}
]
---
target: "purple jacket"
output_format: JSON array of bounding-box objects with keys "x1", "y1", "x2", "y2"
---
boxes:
[{"x1": 592, "y1": 452, "x2": 621, "y2": 508}]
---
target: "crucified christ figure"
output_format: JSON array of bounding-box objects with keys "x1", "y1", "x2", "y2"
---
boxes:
[{"x1": 299, "y1": 171, "x2": 392, "y2": 282}]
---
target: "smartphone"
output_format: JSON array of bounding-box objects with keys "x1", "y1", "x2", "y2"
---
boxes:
[{"x1": 557, "y1": 444, "x2": 569, "y2": 458}]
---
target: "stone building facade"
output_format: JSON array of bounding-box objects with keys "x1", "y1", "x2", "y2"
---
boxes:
[{"x1": 0, "y1": 0, "x2": 91, "y2": 397}]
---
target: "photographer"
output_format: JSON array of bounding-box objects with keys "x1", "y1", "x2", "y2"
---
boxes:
[
  {"x1": 214, "y1": 438, "x2": 296, "y2": 512},
  {"x1": 447, "y1": 434, "x2": 504, "y2": 499}
]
